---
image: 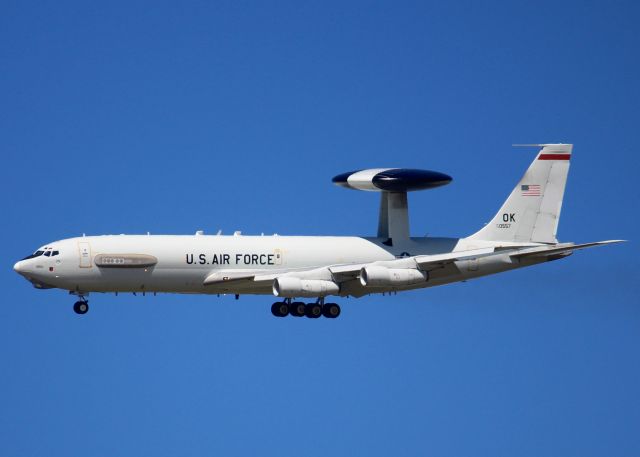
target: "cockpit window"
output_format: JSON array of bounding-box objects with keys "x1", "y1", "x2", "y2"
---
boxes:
[
  {"x1": 52, "y1": 251, "x2": 59, "y2": 256},
  {"x1": 44, "y1": 251, "x2": 51, "y2": 257},
  {"x1": 22, "y1": 250, "x2": 44, "y2": 260}
]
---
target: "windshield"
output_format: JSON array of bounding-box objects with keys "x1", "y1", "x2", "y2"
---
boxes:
[
  {"x1": 22, "y1": 250, "x2": 44, "y2": 260},
  {"x1": 21, "y1": 249, "x2": 60, "y2": 260}
]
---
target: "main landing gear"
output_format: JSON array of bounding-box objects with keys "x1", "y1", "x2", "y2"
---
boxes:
[
  {"x1": 271, "y1": 298, "x2": 341, "y2": 319},
  {"x1": 73, "y1": 298, "x2": 89, "y2": 315}
]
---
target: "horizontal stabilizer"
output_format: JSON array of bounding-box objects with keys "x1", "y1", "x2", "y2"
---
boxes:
[{"x1": 510, "y1": 240, "x2": 625, "y2": 259}]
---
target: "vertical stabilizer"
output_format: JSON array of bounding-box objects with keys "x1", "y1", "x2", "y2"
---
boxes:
[{"x1": 468, "y1": 144, "x2": 572, "y2": 244}]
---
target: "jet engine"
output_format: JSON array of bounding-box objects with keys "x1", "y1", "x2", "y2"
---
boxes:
[
  {"x1": 273, "y1": 277, "x2": 340, "y2": 297},
  {"x1": 359, "y1": 265, "x2": 427, "y2": 287}
]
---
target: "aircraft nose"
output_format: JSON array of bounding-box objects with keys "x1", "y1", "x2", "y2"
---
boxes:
[{"x1": 14, "y1": 260, "x2": 27, "y2": 274}]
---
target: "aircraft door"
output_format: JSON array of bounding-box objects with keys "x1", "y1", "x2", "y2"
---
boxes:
[{"x1": 78, "y1": 242, "x2": 92, "y2": 268}]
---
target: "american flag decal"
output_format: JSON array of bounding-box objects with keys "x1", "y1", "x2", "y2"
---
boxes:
[{"x1": 521, "y1": 184, "x2": 541, "y2": 196}]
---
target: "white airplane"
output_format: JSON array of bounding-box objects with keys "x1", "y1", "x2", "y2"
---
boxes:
[{"x1": 14, "y1": 144, "x2": 623, "y2": 318}]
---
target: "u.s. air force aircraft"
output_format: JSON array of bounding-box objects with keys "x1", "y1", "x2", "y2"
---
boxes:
[{"x1": 14, "y1": 144, "x2": 623, "y2": 318}]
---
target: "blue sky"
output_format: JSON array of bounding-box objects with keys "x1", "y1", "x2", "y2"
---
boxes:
[{"x1": 1, "y1": 1, "x2": 639, "y2": 455}]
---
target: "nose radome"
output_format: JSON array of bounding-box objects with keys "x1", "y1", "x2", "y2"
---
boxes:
[{"x1": 14, "y1": 261, "x2": 26, "y2": 274}]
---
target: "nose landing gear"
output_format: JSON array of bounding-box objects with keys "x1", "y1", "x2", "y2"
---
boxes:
[{"x1": 73, "y1": 298, "x2": 89, "y2": 315}]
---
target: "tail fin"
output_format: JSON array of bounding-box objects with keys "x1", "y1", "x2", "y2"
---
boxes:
[{"x1": 468, "y1": 144, "x2": 572, "y2": 244}]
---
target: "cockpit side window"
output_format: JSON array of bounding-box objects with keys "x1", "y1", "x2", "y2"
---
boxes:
[
  {"x1": 44, "y1": 251, "x2": 51, "y2": 257},
  {"x1": 52, "y1": 251, "x2": 59, "y2": 256}
]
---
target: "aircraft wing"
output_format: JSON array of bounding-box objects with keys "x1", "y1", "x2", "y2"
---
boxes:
[
  {"x1": 204, "y1": 242, "x2": 623, "y2": 292},
  {"x1": 203, "y1": 247, "x2": 499, "y2": 288},
  {"x1": 319, "y1": 247, "x2": 495, "y2": 282}
]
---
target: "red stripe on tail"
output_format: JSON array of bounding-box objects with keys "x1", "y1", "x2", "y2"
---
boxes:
[{"x1": 538, "y1": 153, "x2": 571, "y2": 161}]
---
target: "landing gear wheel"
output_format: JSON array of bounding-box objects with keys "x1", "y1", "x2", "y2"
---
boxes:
[
  {"x1": 290, "y1": 301, "x2": 306, "y2": 317},
  {"x1": 271, "y1": 302, "x2": 289, "y2": 317},
  {"x1": 322, "y1": 303, "x2": 341, "y2": 318},
  {"x1": 305, "y1": 303, "x2": 322, "y2": 318},
  {"x1": 73, "y1": 301, "x2": 89, "y2": 315}
]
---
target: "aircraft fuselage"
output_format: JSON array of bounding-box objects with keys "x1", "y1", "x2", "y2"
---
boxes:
[{"x1": 13, "y1": 234, "x2": 539, "y2": 297}]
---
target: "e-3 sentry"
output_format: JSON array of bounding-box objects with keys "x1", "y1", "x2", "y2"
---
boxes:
[{"x1": 13, "y1": 144, "x2": 623, "y2": 318}]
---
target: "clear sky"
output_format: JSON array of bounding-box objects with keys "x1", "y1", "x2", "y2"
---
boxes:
[{"x1": 1, "y1": 1, "x2": 639, "y2": 456}]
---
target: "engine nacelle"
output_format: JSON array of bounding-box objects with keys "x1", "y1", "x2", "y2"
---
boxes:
[
  {"x1": 273, "y1": 277, "x2": 340, "y2": 298},
  {"x1": 360, "y1": 266, "x2": 427, "y2": 287}
]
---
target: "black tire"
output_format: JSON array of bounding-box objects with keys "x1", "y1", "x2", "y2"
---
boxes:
[
  {"x1": 73, "y1": 301, "x2": 89, "y2": 315},
  {"x1": 304, "y1": 303, "x2": 322, "y2": 319},
  {"x1": 322, "y1": 303, "x2": 341, "y2": 318},
  {"x1": 290, "y1": 301, "x2": 306, "y2": 317},
  {"x1": 271, "y1": 302, "x2": 289, "y2": 317}
]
